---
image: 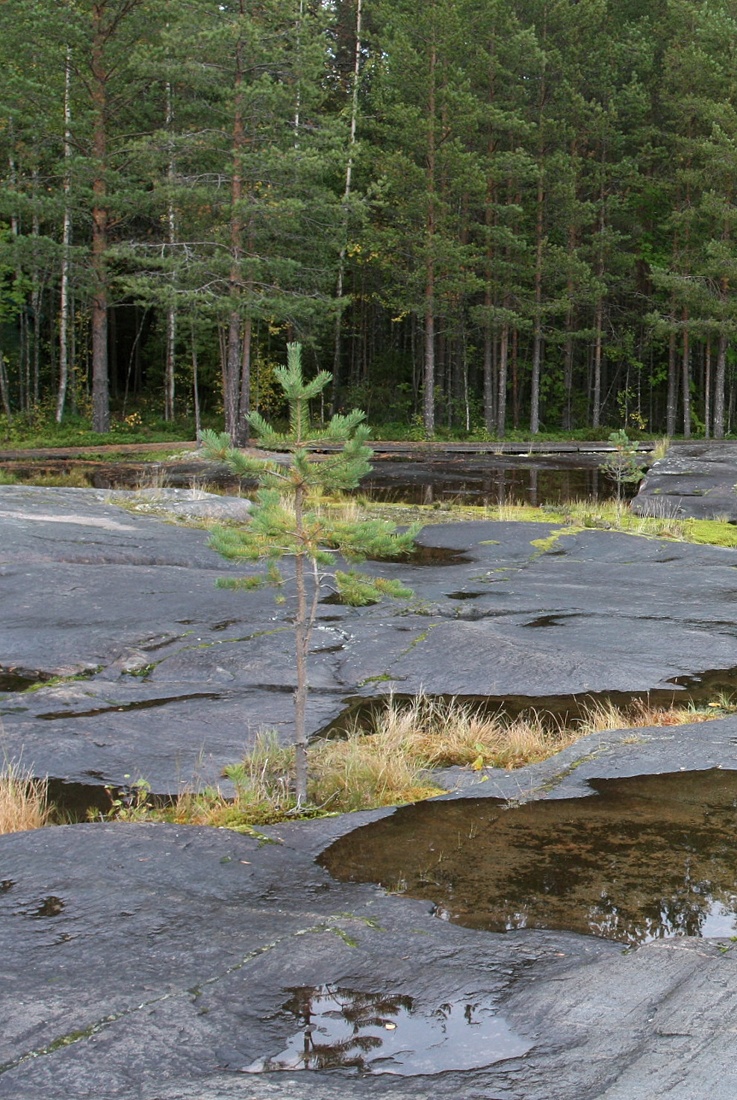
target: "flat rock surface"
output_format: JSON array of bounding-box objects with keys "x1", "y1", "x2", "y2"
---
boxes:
[
  {"x1": 5, "y1": 717, "x2": 737, "y2": 1098},
  {"x1": 3, "y1": 486, "x2": 737, "y2": 793},
  {"x1": 632, "y1": 441, "x2": 737, "y2": 519},
  {"x1": 5, "y1": 486, "x2": 737, "y2": 1097}
]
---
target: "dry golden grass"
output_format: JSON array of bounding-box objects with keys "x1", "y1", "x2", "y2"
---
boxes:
[
  {"x1": 312, "y1": 692, "x2": 737, "y2": 796},
  {"x1": 0, "y1": 764, "x2": 51, "y2": 834},
  {"x1": 97, "y1": 693, "x2": 737, "y2": 829},
  {"x1": 317, "y1": 694, "x2": 580, "y2": 779}
]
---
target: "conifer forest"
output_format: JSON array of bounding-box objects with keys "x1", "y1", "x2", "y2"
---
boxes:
[{"x1": 2, "y1": 0, "x2": 737, "y2": 441}]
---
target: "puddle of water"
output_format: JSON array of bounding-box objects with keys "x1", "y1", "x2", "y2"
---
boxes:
[
  {"x1": 38, "y1": 691, "x2": 222, "y2": 720},
  {"x1": 46, "y1": 777, "x2": 178, "y2": 820},
  {"x1": 447, "y1": 590, "x2": 489, "y2": 601},
  {"x1": 408, "y1": 545, "x2": 471, "y2": 566},
  {"x1": 0, "y1": 668, "x2": 48, "y2": 692},
  {"x1": 362, "y1": 461, "x2": 626, "y2": 506},
  {"x1": 320, "y1": 769, "x2": 737, "y2": 945},
  {"x1": 522, "y1": 615, "x2": 564, "y2": 628},
  {"x1": 47, "y1": 779, "x2": 116, "y2": 819},
  {"x1": 323, "y1": 667, "x2": 737, "y2": 738},
  {"x1": 243, "y1": 985, "x2": 531, "y2": 1075},
  {"x1": 2, "y1": 455, "x2": 627, "y2": 506}
]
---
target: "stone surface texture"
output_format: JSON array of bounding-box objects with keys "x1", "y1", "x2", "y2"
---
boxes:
[
  {"x1": 3, "y1": 484, "x2": 737, "y2": 1098},
  {"x1": 632, "y1": 440, "x2": 737, "y2": 519}
]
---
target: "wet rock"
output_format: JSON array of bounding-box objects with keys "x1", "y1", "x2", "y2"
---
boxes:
[
  {"x1": 4, "y1": 488, "x2": 737, "y2": 794},
  {"x1": 6, "y1": 720, "x2": 737, "y2": 1098},
  {"x1": 632, "y1": 441, "x2": 737, "y2": 519},
  {"x1": 4, "y1": 480, "x2": 737, "y2": 1095}
]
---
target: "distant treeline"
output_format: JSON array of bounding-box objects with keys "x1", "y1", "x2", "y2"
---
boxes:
[{"x1": 1, "y1": 0, "x2": 737, "y2": 439}]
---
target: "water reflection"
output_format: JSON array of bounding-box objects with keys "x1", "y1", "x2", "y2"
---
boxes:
[
  {"x1": 243, "y1": 985, "x2": 531, "y2": 1075},
  {"x1": 363, "y1": 458, "x2": 619, "y2": 506},
  {"x1": 320, "y1": 769, "x2": 737, "y2": 945},
  {"x1": 1, "y1": 453, "x2": 627, "y2": 506}
]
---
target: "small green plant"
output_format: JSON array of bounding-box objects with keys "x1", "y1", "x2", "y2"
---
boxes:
[
  {"x1": 200, "y1": 343, "x2": 416, "y2": 804},
  {"x1": 600, "y1": 430, "x2": 646, "y2": 511},
  {"x1": 95, "y1": 777, "x2": 153, "y2": 822}
]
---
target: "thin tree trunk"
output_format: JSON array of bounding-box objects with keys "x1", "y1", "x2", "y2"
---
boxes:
[
  {"x1": 482, "y1": 37, "x2": 497, "y2": 435},
  {"x1": 56, "y1": 48, "x2": 73, "y2": 423},
  {"x1": 422, "y1": 40, "x2": 437, "y2": 438},
  {"x1": 91, "y1": 2, "x2": 110, "y2": 433},
  {"x1": 191, "y1": 321, "x2": 201, "y2": 439},
  {"x1": 681, "y1": 311, "x2": 691, "y2": 439},
  {"x1": 164, "y1": 82, "x2": 176, "y2": 422},
  {"x1": 483, "y1": 322, "x2": 494, "y2": 433},
  {"x1": 561, "y1": 160, "x2": 578, "y2": 431},
  {"x1": 8, "y1": 133, "x2": 25, "y2": 412},
  {"x1": 704, "y1": 339, "x2": 711, "y2": 440},
  {"x1": 496, "y1": 323, "x2": 508, "y2": 436},
  {"x1": 714, "y1": 332, "x2": 727, "y2": 439},
  {"x1": 225, "y1": 3, "x2": 247, "y2": 443},
  {"x1": 332, "y1": 0, "x2": 362, "y2": 414},
  {"x1": 30, "y1": 173, "x2": 41, "y2": 407},
  {"x1": 666, "y1": 327, "x2": 677, "y2": 436},
  {"x1": 0, "y1": 351, "x2": 11, "y2": 420},
  {"x1": 562, "y1": 324, "x2": 574, "y2": 430},
  {"x1": 530, "y1": 172, "x2": 544, "y2": 434},
  {"x1": 239, "y1": 316, "x2": 251, "y2": 435},
  {"x1": 592, "y1": 298, "x2": 603, "y2": 429}
]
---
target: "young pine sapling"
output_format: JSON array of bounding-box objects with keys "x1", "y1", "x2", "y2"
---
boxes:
[
  {"x1": 200, "y1": 343, "x2": 416, "y2": 805},
  {"x1": 600, "y1": 429, "x2": 645, "y2": 511}
]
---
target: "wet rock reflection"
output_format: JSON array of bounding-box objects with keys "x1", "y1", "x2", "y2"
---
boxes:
[
  {"x1": 320, "y1": 769, "x2": 737, "y2": 945},
  {"x1": 243, "y1": 985, "x2": 531, "y2": 1075}
]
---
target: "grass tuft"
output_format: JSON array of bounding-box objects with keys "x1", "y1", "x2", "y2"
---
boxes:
[
  {"x1": 84, "y1": 692, "x2": 737, "y2": 831},
  {"x1": 0, "y1": 763, "x2": 51, "y2": 834}
]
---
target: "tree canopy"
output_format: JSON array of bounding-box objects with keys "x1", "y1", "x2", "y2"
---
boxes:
[{"x1": 3, "y1": 0, "x2": 737, "y2": 439}]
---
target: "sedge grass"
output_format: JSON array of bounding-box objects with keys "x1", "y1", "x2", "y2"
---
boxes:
[
  {"x1": 0, "y1": 764, "x2": 51, "y2": 834},
  {"x1": 94, "y1": 692, "x2": 737, "y2": 830}
]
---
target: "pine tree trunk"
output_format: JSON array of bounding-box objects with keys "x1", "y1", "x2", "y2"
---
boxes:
[
  {"x1": 592, "y1": 298, "x2": 603, "y2": 430},
  {"x1": 56, "y1": 49, "x2": 73, "y2": 424},
  {"x1": 483, "y1": 318, "x2": 494, "y2": 433},
  {"x1": 530, "y1": 174, "x2": 544, "y2": 435},
  {"x1": 293, "y1": 478, "x2": 309, "y2": 805},
  {"x1": 714, "y1": 332, "x2": 727, "y2": 439},
  {"x1": 681, "y1": 312, "x2": 691, "y2": 439},
  {"x1": 704, "y1": 339, "x2": 711, "y2": 439},
  {"x1": 226, "y1": 6, "x2": 246, "y2": 443},
  {"x1": 164, "y1": 83, "x2": 176, "y2": 422},
  {"x1": 496, "y1": 323, "x2": 508, "y2": 436},
  {"x1": 0, "y1": 351, "x2": 11, "y2": 420},
  {"x1": 332, "y1": 0, "x2": 362, "y2": 414},
  {"x1": 91, "y1": 2, "x2": 110, "y2": 433},
  {"x1": 422, "y1": 41, "x2": 437, "y2": 439}
]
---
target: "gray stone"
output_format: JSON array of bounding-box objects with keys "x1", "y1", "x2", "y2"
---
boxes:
[
  {"x1": 6, "y1": 712, "x2": 737, "y2": 1098},
  {"x1": 632, "y1": 441, "x2": 737, "y2": 519},
  {"x1": 5, "y1": 485, "x2": 737, "y2": 1097},
  {"x1": 4, "y1": 488, "x2": 737, "y2": 793}
]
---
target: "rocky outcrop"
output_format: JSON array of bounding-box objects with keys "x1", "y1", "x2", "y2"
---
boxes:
[
  {"x1": 3, "y1": 485, "x2": 737, "y2": 794},
  {"x1": 4, "y1": 485, "x2": 737, "y2": 1097},
  {"x1": 632, "y1": 441, "x2": 737, "y2": 520}
]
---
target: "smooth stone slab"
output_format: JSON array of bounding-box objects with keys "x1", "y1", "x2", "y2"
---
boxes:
[
  {"x1": 4, "y1": 489, "x2": 737, "y2": 793},
  {"x1": 5, "y1": 715, "x2": 737, "y2": 1098},
  {"x1": 632, "y1": 441, "x2": 737, "y2": 519}
]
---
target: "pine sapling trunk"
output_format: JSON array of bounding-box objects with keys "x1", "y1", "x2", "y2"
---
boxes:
[{"x1": 293, "y1": 478, "x2": 309, "y2": 804}]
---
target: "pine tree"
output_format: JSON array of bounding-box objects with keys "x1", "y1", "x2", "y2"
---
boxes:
[{"x1": 200, "y1": 343, "x2": 415, "y2": 805}]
